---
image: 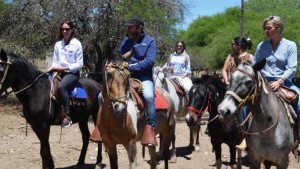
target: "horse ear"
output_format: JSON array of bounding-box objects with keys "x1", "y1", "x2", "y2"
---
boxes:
[
  {"x1": 253, "y1": 58, "x2": 266, "y2": 71},
  {"x1": 0, "y1": 49, "x2": 7, "y2": 61}
]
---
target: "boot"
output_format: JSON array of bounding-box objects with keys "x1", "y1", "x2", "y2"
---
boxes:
[
  {"x1": 236, "y1": 138, "x2": 247, "y2": 151},
  {"x1": 141, "y1": 124, "x2": 158, "y2": 146},
  {"x1": 297, "y1": 123, "x2": 300, "y2": 152},
  {"x1": 90, "y1": 127, "x2": 102, "y2": 143}
]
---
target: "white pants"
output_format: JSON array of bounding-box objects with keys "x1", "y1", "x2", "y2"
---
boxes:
[{"x1": 170, "y1": 76, "x2": 193, "y2": 94}]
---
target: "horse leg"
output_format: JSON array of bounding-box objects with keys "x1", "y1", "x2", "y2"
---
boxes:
[
  {"x1": 148, "y1": 146, "x2": 157, "y2": 169},
  {"x1": 213, "y1": 144, "x2": 222, "y2": 169},
  {"x1": 77, "y1": 121, "x2": 91, "y2": 166},
  {"x1": 169, "y1": 124, "x2": 177, "y2": 163},
  {"x1": 31, "y1": 124, "x2": 54, "y2": 169},
  {"x1": 105, "y1": 142, "x2": 118, "y2": 169},
  {"x1": 91, "y1": 110, "x2": 103, "y2": 165},
  {"x1": 124, "y1": 141, "x2": 137, "y2": 169},
  {"x1": 188, "y1": 126, "x2": 195, "y2": 150},
  {"x1": 161, "y1": 130, "x2": 171, "y2": 169},
  {"x1": 194, "y1": 123, "x2": 201, "y2": 152},
  {"x1": 248, "y1": 152, "x2": 261, "y2": 169},
  {"x1": 228, "y1": 144, "x2": 237, "y2": 168}
]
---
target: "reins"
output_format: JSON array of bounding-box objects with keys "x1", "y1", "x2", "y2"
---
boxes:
[
  {"x1": 226, "y1": 68, "x2": 280, "y2": 135},
  {"x1": 103, "y1": 60, "x2": 130, "y2": 105},
  {"x1": 14, "y1": 73, "x2": 47, "y2": 95}
]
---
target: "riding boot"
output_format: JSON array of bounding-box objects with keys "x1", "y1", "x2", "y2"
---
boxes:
[
  {"x1": 90, "y1": 127, "x2": 102, "y2": 143},
  {"x1": 141, "y1": 124, "x2": 158, "y2": 146},
  {"x1": 90, "y1": 103, "x2": 103, "y2": 143},
  {"x1": 236, "y1": 138, "x2": 247, "y2": 151}
]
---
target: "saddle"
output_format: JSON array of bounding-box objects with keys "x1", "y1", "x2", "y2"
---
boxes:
[
  {"x1": 49, "y1": 72, "x2": 87, "y2": 101},
  {"x1": 129, "y1": 78, "x2": 169, "y2": 112},
  {"x1": 277, "y1": 85, "x2": 298, "y2": 104},
  {"x1": 169, "y1": 77, "x2": 185, "y2": 96},
  {"x1": 48, "y1": 73, "x2": 87, "y2": 125}
]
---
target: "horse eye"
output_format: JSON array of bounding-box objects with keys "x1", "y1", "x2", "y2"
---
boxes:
[
  {"x1": 244, "y1": 80, "x2": 253, "y2": 87},
  {"x1": 106, "y1": 71, "x2": 114, "y2": 79}
]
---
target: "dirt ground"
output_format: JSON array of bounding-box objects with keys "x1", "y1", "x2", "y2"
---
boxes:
[{"x1": 0, "y1": 95, "x2": 299, "y2": 169}]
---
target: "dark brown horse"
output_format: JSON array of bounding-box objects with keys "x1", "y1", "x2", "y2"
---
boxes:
[
  {"x1": 0, "y1": 49, "x2": 102, "y2": 169},
  {"x1": 97, "y1": 51, "x2": 176, "y2": 169},
  {"x1": 186, "y1": 75, "x2": 241, "y2": 169}
]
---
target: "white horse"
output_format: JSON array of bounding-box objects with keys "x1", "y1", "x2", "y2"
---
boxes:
[{"x1": 153, "y1": 66, "x2": 201, "y2": 162}]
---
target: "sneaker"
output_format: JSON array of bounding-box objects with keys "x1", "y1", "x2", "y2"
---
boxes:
[{"x1": 62, "y1": 117, "x2": 72, "y2": 127}]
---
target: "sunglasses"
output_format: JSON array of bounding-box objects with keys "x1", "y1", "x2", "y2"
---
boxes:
[{"x1": 61, "y1": 28, "x2": 71, "y2": 32}]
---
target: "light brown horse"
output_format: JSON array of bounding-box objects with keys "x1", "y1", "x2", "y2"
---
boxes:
[{"x1": 96, "y1": 51, "x2": 176, "y2": 169}]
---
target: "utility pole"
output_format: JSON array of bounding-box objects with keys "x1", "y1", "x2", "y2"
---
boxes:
[{"x1": 240, "y1": 0, "x2": 244, "y2": 37}]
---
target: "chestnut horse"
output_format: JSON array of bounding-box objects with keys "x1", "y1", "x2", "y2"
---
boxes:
[{"x1": 97, "y1": 51, "x2": 175, "y2": 169}]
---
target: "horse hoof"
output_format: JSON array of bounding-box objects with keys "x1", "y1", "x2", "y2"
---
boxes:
[
  {"x1": 230, "y1": 164, "x2": 238, "y2": 169},
  {"x1": 194, "y1": 145, "x2": 200, "y2": 152},
  {"x1": 169, "y1": 156, "x2": 177, "y2": 163},
  {"x1": 188, "y1": 145, "x2": 195, "y2": 151}
]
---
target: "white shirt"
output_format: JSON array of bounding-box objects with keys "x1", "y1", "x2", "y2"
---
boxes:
[{"x1": 52, "y1": 38, "x2": 83, "y2": 73}]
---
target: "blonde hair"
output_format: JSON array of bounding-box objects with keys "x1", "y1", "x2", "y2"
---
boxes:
[{"x1": 263, "y1": 16, "x2": 285, "y2": 33}]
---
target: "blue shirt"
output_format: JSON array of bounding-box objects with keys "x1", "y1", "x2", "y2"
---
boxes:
[
  {"x1": 52, "y1": 38, "x2": 83, "y2": 73},
  {"x1": 119, "y1": 32, "x2": 156, "y2": 79},
  {"x1": 168, "y1": 52, "x2": 191, "y2": 76},
  {"x1": 254, "y1": 38, "x2": 298, "y2": 82}
]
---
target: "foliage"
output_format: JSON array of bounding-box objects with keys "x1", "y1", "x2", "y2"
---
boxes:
[
  {"x1": 0, "y1": 0, "x2": 186, "y2": 72},
  {"x1": 180, "y1": 0, "x2": 300, "y2": 76}
]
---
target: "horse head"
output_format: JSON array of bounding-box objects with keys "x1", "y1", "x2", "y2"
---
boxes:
[
  {"x1": 103, "y1": 51, "x2": 130, "y2": 118},
  {"x1": 185, "y1": 80, "x2": 209, "y2": 127},
  {"x1": 218, "y1": 59, "x2": 266, "y2": 121},
  {"x1": 153, "y1": 66, "x2": 165, "y2": 88}
]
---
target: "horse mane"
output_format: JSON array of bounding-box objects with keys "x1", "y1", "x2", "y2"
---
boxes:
[
  {"x1": 193, "y1": 75, "x2": 227, "y2": 92},
  {"x1": 8, "y1": 52, "x2": 43, "y2": 76}
]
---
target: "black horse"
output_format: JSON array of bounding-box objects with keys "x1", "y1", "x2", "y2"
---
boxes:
[
  {"x1": 0, "y1": 49, "x2": 102, "y2": 169},
  {"x1": 185, "y1": 75, "x2": 241, "y2": 169}
]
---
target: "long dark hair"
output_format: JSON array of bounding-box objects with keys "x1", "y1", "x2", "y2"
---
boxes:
[
  {"x1": 55, "y1": 20, "x2": 75, "y2": 43},
  {"x1": 233, "y1": 36, "x2": 252, "y2": 51},
  {"x1": 174, "y1": 41, "x2": 186, "y2": 52}
]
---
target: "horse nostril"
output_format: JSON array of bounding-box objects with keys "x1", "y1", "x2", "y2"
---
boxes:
[{"x1": 225, "y1": 110, "x2": 231, "y2": 117}]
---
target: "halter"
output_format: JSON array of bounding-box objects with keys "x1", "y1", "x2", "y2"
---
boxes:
[
  {"x1": 103, "y1": 60, "x2": 130, "y2": 105},
  {"x1": 225, "y1": 67, "x2": 280, "y2": 135},
  {"x1": 187, "y1": 86, "x2": 220, "y2": 124},
  {"x1": 0, "y1": 59, "x2": 47, "y2": 95},
  {"x1": 0, "y1": 59, "x2": 12, "y2": 85}
]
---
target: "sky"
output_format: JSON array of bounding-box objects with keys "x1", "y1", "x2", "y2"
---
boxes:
[{"x1": 182, "y1": 0, "x2": 245, "y2": 29}]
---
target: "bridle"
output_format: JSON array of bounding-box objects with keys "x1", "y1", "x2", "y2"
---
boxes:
[
  {"x1": 0, "y1": 59, "x2": 47, "y2": 95},
  {"x1": 187, "y1": 85, "x2": 219, "y2": 124},
  {"x1": 103, "y1": 60, "x2": 130, "y2": 105},
  {"x1": 225, "y1": 67, "x2": 280, "y2": 135},
  {"x1": 0, "y1": 59, "x2": 12, "y2": 85}
]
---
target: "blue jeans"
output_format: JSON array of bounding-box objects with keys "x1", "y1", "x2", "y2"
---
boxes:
[
  {"x1": 139, "y1": 76, "x2": 156, "y2": 128},
  {"x1": 266, "y1": 77, "x2": 300, "y2": 124},
  {"x1": 58, "y1": 73, "x2": 79, "y2": 115}
]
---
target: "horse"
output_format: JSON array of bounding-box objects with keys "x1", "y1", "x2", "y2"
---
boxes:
[
  {"x1": 185, "y1": 75, "x2": 241, "y2": 169},
  {"x1": 218, "y1": 59, "x2": 294, "y2": 169},
  {"x1": 153, "y1": 66, "x2": 200, "y2": 158},
  {"x1": 0, "y1": 49, "x2": 103, "y2": 169},
  {"x1": 97, "y1": 51, "x2": 175, "y2": 169}
]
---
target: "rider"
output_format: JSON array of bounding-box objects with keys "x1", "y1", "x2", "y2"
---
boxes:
[
  {"x1": 49, "y1": 20, "x2": 83, "y2": 127},
  {"x1": 221, "y1": 36, "x2": 253, "y2": 151},
  {"x1": 164, "y1": 41, "x2": 192, "y2": 96},
  {"x1": 119, "y1": 16, "x2": 157, "y2": 146},
  {"x1": 254, "y1": 16, "x2": 300, "y2": 151}
]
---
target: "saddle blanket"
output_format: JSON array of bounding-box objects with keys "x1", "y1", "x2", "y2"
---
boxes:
[
  {"x1": 48, "y1": 73, "x2": 87, "y2": 99},
  {"x1": 155, "y1": 90, "x2": 169, "y2": 110}
]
